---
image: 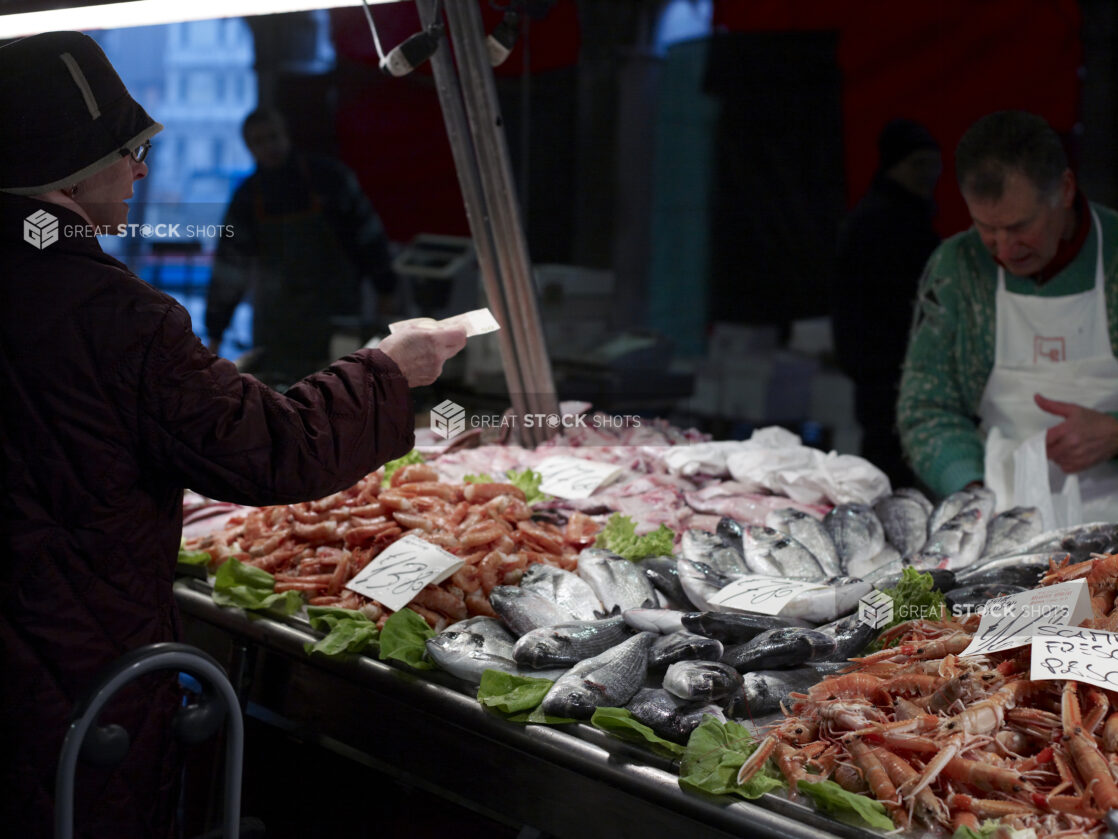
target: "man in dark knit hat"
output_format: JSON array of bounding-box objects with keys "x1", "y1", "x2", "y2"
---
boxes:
[
  {"x1": 0, "y1": 32, "x2": 465, "y2": 838},
  {"x1": 832, "y1": 118, "x2": 943, "y2": 489}
]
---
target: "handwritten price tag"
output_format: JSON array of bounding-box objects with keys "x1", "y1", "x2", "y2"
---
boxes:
[
  {"x1": 344, "y1": 534, "x2": 464, "y2": 613},
  {"x1": 389, "y1": 308, "x2": 500, "y2": 338},
  {"x1": 960, "y1": 579, "x2": 1092, "y2": 658},
  {"x1": 1030, "y1": 625, "x2": 1118, "y2": 691},
  {"x1": 535, "y1": 455, "x2": 623, "y2": 500},
  {"x1": 708, "y1": 575, "x2": 833, "y2": 616}
]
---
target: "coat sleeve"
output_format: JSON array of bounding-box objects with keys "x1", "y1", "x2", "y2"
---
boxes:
[
  {"x1": 896, "y1": 244, "x2": 988, "y2": 497},
  {"x1": 137, "y1": 300, "x2": 414, "y2": 505}
]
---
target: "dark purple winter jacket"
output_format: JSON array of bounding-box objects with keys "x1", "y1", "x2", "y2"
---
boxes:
[{"x1": 0, "y1": 193, "x2": 414, "y2": 838}]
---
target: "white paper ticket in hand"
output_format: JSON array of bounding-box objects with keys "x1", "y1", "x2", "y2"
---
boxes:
[
  {"x1": 344, "y1": 533, "x2": 464, "y2": 613},
  {"x1": 388, "y1": 308, "x2": 500, "y2": 338},
  {"x1": 708, "y1": 576, "x2": 832, "y2": 617},
  {"x1": 1030, "y1": 624, "x2": 1118, "y2": 692},
  {"x1": 960, "y1": 579, "x2": 1092, "y2": 657},
  {"x1": 535, "y1": 455, "x2": 623, "y2": 500}
]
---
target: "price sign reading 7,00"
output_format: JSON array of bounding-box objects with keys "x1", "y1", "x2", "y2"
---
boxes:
[{"x1": 345, "y1": 534, "x2": 463, "y2": 613}]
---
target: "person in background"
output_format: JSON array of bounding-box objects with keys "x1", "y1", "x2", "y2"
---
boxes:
[
  {"x1": 833, "y1": 118, "x2": 942, "y2": 488},
  {"x1": 898, "y1": 110, "x2": 1118, "y2": 518},
  {"x1": 0, "y1": 32, "x2": 465, "y2": 838},
  {"x1": 206, "y1": 107, "x2": 398, "y2": 387}
]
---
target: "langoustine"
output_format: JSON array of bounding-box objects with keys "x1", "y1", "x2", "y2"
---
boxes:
[{"x1": 740, "y1": 553, "x2": 1118, "y2": 836}]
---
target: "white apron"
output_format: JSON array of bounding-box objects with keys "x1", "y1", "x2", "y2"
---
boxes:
[{"x1": 978, "y1": 208, "x2": 1118, "y2": 528}]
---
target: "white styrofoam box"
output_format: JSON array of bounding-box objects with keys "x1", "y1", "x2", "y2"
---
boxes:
[
  {"x1": 684, "y1": 363, "x2": 723, "y2": 416},
  {"x1": 719, "y1": 356, "x2": 773, "y2": 419},
  {"x1": 708, "y1": 322, "x2": 780, "y2": 357},
  {"x1": 766, "y1": 351, "x2": 822, "y2": 420},
  {"x1": 788, "y1": 316, "x2": 835, "y2": 356},
  {"x1": 808, "y1": 369, "x2": 861, "y2": 454}
]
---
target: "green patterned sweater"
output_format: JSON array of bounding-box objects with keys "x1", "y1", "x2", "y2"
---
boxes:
[{"x1": 897, "y1": 202, "x2": 1118, "y2": 498}]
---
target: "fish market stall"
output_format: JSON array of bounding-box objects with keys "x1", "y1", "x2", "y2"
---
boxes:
[
  {"x1": 177, "y1": 420, "x2": 1118, "y2": 838},
  {"x1": 174, "y1": 578, "x2": 875, "y2": 839}
]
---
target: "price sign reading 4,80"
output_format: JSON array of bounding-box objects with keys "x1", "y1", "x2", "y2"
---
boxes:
[{"x1": 345, "y1": 534, "x2": 464, "y2": 613}]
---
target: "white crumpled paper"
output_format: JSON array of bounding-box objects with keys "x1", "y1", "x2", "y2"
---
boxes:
[
  {"x1": 661, "y1": 440, "x2": 753, "y2": 478},
  {"x1": 723, "y1": 426, "x2": 891, "y2": 506}
]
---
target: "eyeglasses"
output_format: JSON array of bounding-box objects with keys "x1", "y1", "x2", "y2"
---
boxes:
[{"x1": 120, "y1": 140, "x2": 152, "y2": 163}]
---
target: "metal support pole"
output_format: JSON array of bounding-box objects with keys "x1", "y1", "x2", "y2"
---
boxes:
[{"x1": 419, "y1": 0, "x2": 559, "y2": 446}]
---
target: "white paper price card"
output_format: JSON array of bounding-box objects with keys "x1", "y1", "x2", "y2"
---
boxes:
[
  {"x1": 344, "y1": 534, "x2": 464, "y2": 613},
  {"x1": 708, "y1": 576, "x2": 832, "y2": 617},
  {"x1": 535, "y1": 455, "x2": 623, "y2": 500},
  {"x1": 960, "y1": 579, "x2": 1092, "y2": 658},
  {"x1": 389, "y1": 308, "x2": 500, "y2": 338},
  {"x1": 1030, "y1": 625, "x2": 1118, "y2": 691}
]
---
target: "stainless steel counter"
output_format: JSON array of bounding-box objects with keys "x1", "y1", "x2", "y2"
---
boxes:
[{"x1": 174, "y1": 579, "x2": 879, "y2": 839}]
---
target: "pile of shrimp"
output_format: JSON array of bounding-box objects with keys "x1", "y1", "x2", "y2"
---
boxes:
[
  {"x1": 183, "y1": 462, "x2": 601, "y2": 630},
  {"x1": 738, "y1": 554, "x2": 1118, "y2": 838}
]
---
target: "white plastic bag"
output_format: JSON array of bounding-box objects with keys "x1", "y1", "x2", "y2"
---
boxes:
[{"x1": 1011, "y1": 430, "x2": 1082, "y2": 529}]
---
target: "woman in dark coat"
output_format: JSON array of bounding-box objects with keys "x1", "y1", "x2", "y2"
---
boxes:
[{"x1": 0, "y1": 31, "x2": 465, "y2": 838}]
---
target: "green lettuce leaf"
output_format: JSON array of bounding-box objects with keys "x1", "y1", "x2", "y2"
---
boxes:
[
  {"x1": 304, "y1": 606, "x2": 380, "y2": 656},
  {"x1": 378, "y1": 608, "x2": 435, "y2": 669},
  {"x1": 590, "y1": 707, "x2": 686, "y2": 758},
  {"x1": 678, "y1": 717, "x2": 785, "y2": 800},
  {"x1": 593, "y1": 514, "x2": 675, "y2": 562},
  {"x1": 463, "y1": 473, "x2": 494, "y2": 483},
  {"x1": 797, "y1": 779, "x2": 895, "y2": 831},
  {"x1": 380, "y1": 450, "x2": 426, "y2": 488},
  {"x1": 177, "y1": 546, "x2": 212, "y2": 567},
  {"x1": 952, "y1": 820, "x2": 1003, "y2": 839},
  {"x1": 866, "y1": 567, "x2": 948, "y2": 650},
  {"x1": 211, "y1": 558, "x2": 303, "y2": 615},
  {"x1": 505, "y1": 468, "x2": 550, "y2": 506},
  {"x1": 475, "y1": 670, "x2": 575, "y2": 724}
]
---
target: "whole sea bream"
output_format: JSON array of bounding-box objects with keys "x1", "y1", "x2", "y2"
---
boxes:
[
  {"x1": 681, "y1": 526, "x2": 753, "y2": 576},
  {"x1": 539, "y1": 631, "x2": 656, "y2": 719},
  {"x1": 425, "y1": 617, "x2": 519, "y2": 683},
  {"x1": 624, "y1": 688, "x2": 725, "y2": 744},
  {"x1": 909, "y1": 508, "x2": 988, "y2": 570},
  {"x1": 982, "y1": 506, "x2": 1043, "y2": 558},
  {"x1": 577, "y1": 548, "x2": 659, "y2": 615},
  {"x1": 512, "y1": 615, "x2": 634, "y2": 669},
  {"x1": 742, "y1": 525, "x2": 827, "y2": 581},
  {"x1": 519, "y1": 563, "x2": 604, "y2": 621},
  {"x1": 873, "y1": 492, "x2": 929, "y2": 557},
  {"x1": 764, "y1": 508, "x2": 842, "y2": 577},
  {"x1": 489, "y1": 585, "x2": 579, "y2": 636},
  {"x1": 823, "y1": 503, "x2": 885, "y2": 574}
]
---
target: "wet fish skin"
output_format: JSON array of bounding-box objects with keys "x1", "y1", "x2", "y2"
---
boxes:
[
  {"x1": 513, "y1": 616, "x2": 634, "y2": 669},
  {"x1": 519, "y1": 563, "x2": 604, "y2": 621},
  {"x1": 765, "y1": 508, "x2": 842, "y2": 577},
  {"x1": 663, "y1": 660, "x2": 744, "y2": 702},
  {"x1": 578, "y1": 548, "x2": 660, "y2": 615},
  {"x1": 623, "y1": 608, "x2": 689, "y2": 635},
  {"x1": 425, "y1": 617, "x2": 518, "y2": 683},
  {"x1": 823, "y1": 503, "x2": 885, "y2": 574},
  {"x1": 649, "y1": 631, "x2": 724, "y2": 669},
  {"x1": 742, "y1": 525, "x2": 827, "y2": 581},
  {"x1": 625, "y1": 688, "x2": 721, "y2": 744},
  {"x1": 982, "y1": 507, "x2": 1043, "y2": 559},
  {"x1": 720, "y1": 627, "x2": 838, "y2": 672},
  {"x1": 910, "y1": 508, "x2": 988, "y2": 571},
  {"x1": 682, "y1": 527, "x2": 753, "y2": 577},
  {"x1": 489, "y1": 585, "x2": 580, "y2": 637},
  {"x1": 681, "y1": 610, "x2": 803, "y2": 643},
  {"x1": 952, "y1": 555, "x2": 1050, "y2": 589},
  {"x1": 893, "y1": 487, "x2": 934, "y2": 516},
  {"x1": 540, "y1": 631, "x2": 656, "y2": 719},
  {"x1": 676, "y1": 557, "x2": 740, "y2": 612},
  {"x1": 781, "y1": 578, "x2": 873, "y2": 624},
  {"x1": 814, "y1": 611, "x2": 877, "y2": 660},
  {"x1": 873, "y1": 493, "x2": 929, "y2": 558},
  {"x1": 846, "y1": 543, "x2": 901, "y2": 580},
  {"x1": 737, "y1": 667, "x2": 824, "y2": 715},
  {"x1": 945, "y1": 583, "x2": 1027, "y2": 615},
  {"x1": 638, "y1": 555, "x2": 692, "y2": 608},
  {"x1": 988, "y1": 521, "x2": 1118, "y2": 562},
  {"x1": 927, "y1": 489, "x2": 974, "y2": 535}
]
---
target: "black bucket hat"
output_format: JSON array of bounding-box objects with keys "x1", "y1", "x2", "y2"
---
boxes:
[{"x1": 0, "y1": 31, "x2": 163, "y2": 195}]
